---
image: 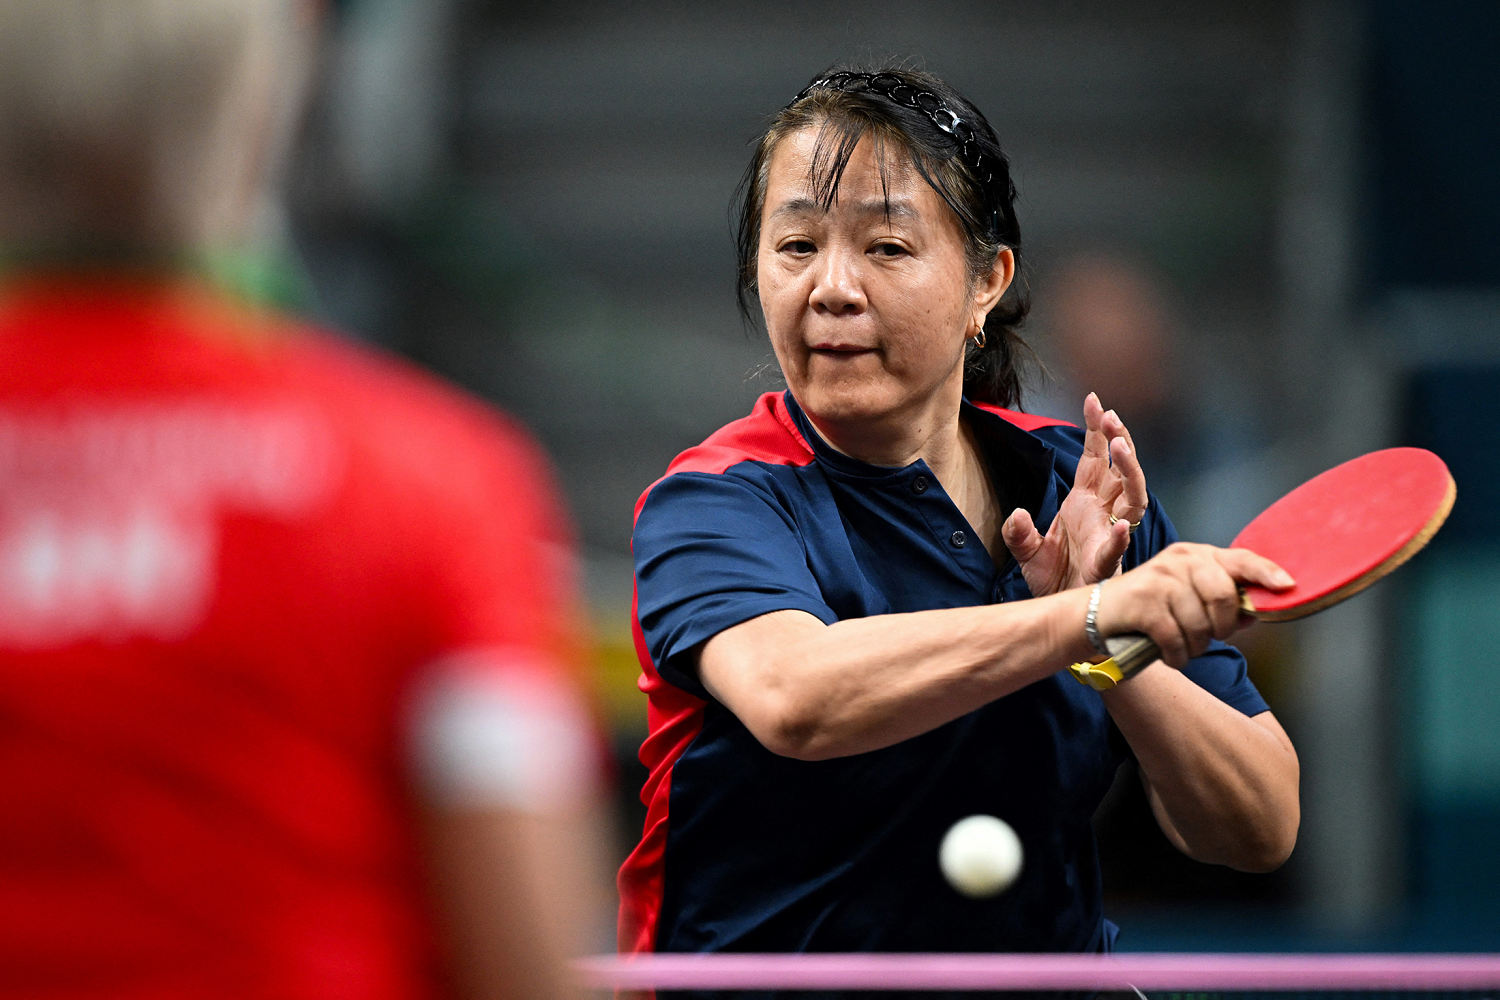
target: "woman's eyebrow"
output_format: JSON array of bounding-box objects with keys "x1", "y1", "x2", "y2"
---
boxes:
[
  {"x1": 766, "y1": 197, "x2": 920, "y2": 222},
  {"x1": 765, "y1": 197, "x2": 821, "y2": 222}
]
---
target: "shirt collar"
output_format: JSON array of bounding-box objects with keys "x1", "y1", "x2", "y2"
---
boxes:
[{"x1": 781, "y1": 390, "x2": 1064, "y2": 528}]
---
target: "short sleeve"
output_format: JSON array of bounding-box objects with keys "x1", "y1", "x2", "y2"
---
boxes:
[{"x1": 633, "y1": 469, "x2": 836, "y2": 697}]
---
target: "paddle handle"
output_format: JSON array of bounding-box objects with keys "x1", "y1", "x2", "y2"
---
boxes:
[
  {"x1": 1067, "y1": 591, "x2": 1262, "y2": 690},
  {"x1": 1068, "y1": 634, "x2": 1158, "y2": 691}
]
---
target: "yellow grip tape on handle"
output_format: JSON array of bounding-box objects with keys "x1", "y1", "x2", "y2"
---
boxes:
[
  {"x1": 1068, "y1": 633, "x2": 1158, "y2": 691},
  {"x1": 1069, "y1": 657, "x2": 1126, "y2": 691}
]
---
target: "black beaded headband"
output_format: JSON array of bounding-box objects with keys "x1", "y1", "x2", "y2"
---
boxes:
[{"x1": 790, "y1": 71, "x2": 1000, "y2": 193}]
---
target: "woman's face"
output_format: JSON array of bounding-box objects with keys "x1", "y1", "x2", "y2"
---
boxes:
[{"x1": 756, "y1": 126, "x2": 1010, "y2": 452}]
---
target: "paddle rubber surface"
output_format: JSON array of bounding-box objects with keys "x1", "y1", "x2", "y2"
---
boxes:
[{"x1": 1232, "y1": 447, "x2": 1455, "y2": 621}]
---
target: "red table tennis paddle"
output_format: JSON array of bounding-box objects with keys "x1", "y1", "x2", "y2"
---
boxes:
[{"x1": 1070, "y1": 447, "x2": 1456, "y2": 690}]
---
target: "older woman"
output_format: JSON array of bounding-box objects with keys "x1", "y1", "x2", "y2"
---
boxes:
[{"x1": 619, "y1": 67, "x2": 1298, "y2": 964}]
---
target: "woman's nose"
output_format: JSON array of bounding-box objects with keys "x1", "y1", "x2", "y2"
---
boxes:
[{"x1": 808, "y1": 247, "x2": 866, "y2": 314}]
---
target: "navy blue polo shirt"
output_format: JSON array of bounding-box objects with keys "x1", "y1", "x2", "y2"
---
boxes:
[{"x1": 618, "y1": 390, "x2": 1267, "y2": 961}]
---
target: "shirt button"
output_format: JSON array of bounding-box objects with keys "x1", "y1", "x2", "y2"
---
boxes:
[
  {"x1": 950, "y1": 530, "x2": 967, "y2": 548},
  {"x1": 912, "y1": 476, "x2": 929, "y2": 495}
]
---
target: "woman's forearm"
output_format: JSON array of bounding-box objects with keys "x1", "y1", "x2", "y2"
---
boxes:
[
  {"x1": 1102, "y1": 665, "x2": 1300, "y2": 871},
  {"x1": 699, "y1": 542, "x2": 1297, "y2": 764},
  {"x1": 698, "y1": 589, "x2": 1097, "y2": 760}
]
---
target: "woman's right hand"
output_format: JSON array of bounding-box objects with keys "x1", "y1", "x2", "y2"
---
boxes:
[{"x1": 1091, "y1": 543, "x2": 1294, "y2": 667}]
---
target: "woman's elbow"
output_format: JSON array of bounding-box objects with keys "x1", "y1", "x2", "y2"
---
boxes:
[
  {"x1": 1237, "y1": 830, "x2": 1298, "y2": 874},
  {"x1": 750, "y1": 705, "x2": 838, "y2": 761},
  {"x1": 731, "y1": 684, "x2": 836, "y2": 761},
  {"x1": 1233, "y1": 721, "x2": 1301, "y2": 872},
  {"x1": 1229, "y1": 801, "x2": 1300, "y2": 873}
]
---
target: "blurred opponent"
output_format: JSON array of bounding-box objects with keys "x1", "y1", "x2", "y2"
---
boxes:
[{"x1": 0, "y1": 2, "x2": 607, "y2": 998}]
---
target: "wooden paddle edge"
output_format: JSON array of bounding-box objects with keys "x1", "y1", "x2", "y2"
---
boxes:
[{"x1": 1247, "y1": 470, "x2": 1456, "y2": 623}]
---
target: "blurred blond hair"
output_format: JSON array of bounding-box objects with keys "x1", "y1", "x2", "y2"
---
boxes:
[{"x1": 0, "y1": 0, "x2": 317, "y2": 254}]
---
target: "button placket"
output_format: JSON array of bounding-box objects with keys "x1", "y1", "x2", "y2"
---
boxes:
[{"x1": 903, "y1": 471, "x2": 985, "y2": 583}]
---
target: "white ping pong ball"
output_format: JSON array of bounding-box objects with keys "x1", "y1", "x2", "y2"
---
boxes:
[{"x1": 939, "y1": 814, "x2": 1023, "y2": 898}]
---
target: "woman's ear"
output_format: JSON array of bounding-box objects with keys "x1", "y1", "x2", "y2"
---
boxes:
[{"x1": 973, "y1": 247, "x2": 1015, "y2": 326}]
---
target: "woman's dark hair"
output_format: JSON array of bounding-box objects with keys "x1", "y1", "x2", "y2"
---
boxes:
[{"x1": 734, "y1": 65, "x2": 1031, "y2": 408}]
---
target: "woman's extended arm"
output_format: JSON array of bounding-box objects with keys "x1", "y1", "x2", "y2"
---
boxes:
[
  {"x1": 697, "y1": 542, "x2": 1290, "y2": 761},
  {"x1": 698, "y1": 590, "x2": 1096, "y2": 760}
]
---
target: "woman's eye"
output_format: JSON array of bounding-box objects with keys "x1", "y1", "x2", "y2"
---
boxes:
[
  {"x1": 872, "y1": 242, "x2": 908, "y2": 258},
  {"x1": 781, "y1": 239, "x2": 815, "y2": 254}
]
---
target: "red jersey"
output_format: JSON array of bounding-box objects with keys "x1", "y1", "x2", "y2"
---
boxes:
[{"x1": 0, "y1": 276, "x2": 592, "y2": 1000}]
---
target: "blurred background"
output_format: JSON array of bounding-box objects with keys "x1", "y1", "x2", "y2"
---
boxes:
[{"x1": 281, "y1": 0, "x2": 1498, "y2": 954}]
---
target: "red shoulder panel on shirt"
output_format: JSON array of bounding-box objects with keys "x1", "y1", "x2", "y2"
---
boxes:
[
  {"x1": 664, "y1": 392, "x2": 815, "y2": 476},
  {"x1": 971, "y1": 401, "x2": 1078, "y2": 432},
  {"x1": 634, "y1": 392, "x2": 815, "y2": 521}
]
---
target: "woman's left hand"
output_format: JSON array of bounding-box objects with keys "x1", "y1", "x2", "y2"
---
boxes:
[{"x1": 1001, "y1": 392, "x2": 1149, "y2": 596}]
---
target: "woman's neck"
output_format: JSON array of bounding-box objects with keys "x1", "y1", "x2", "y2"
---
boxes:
[
  {"x1": 946, "y1": 418, "x2": 1004, "y2": 558},
  {"x1": 803, "y1": 400, "x2": 960, "y2": 470},
  {"x1": 803, "y1": 402, "x2": 1004, "y2": 557}
]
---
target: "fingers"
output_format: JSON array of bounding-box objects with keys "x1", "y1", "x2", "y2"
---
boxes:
[
  {"x1": 1191, "y1": 555, "x2": 1248, "y2": 637},
  {"x1": 1097, "y1": 543, "x2": 1290, "y2": 668},
  {"x1": 1156, "y1": 554, "x2": 1244, "y2": 665},
  {"x1": 1094, "y1": 405, "x2": 1146, "y2": 527},
  {"x1": 1087, "y1": 518, "x2": 1131, "y2": 582},
  {"x1": 1078, "y1": 394, "x2": 1148, "y2": 524},
  {"x1": 1077, "y1": 392, "x2": 1111, "y2": 486},
  {"x1": 1107, "y1": 433, "x2": 1148, "y2": 524},
  {"x1": 1216, "y1": 547, "x2": 1295, "y2": 591},
  {"x1": 1000, "y1": 507, "x2": 1043, "y2": 563}
]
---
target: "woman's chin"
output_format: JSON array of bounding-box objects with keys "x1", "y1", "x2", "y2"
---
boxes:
[
  {"x1": 798, "y1": 389, "x2": 886, "y2": 424},
  {"x1": 795, "y1": 388, "x2": 913, "y2": 440}
]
